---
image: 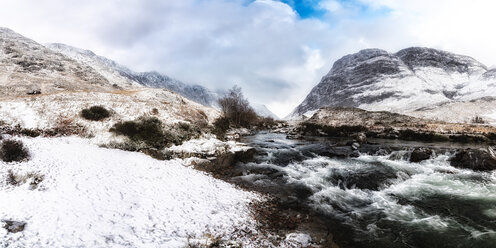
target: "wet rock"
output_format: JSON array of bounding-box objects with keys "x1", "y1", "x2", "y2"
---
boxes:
[
  {"x1": 410, "y1": 147, "x2": 433, "y2": 162},
  {"x1": 351, "y1": 142, "x2": 360, "y2": 150},
  {"x1": 286, "y1": 134, "x2": 303, "y2": 140},
  {"x1": 324, "y1": 146, "x2": 360, "y2": 158},
  {"x1": 358, "y1": 144, "x2": 392, "y2": 156},
  {"x1": 450, "y1": 147, "x2": 496, "y2": 171},
  {"x1": 355, "y1": 132, "x2": 367, "y2": 144},
  {"x1": 2, "y1": 220, "x2": 26, "y2": 233},
  {"x1": 194, "y1": 148, "x2": 257, "y2": 174},
  {"x1": 327, "y1": 166, "x2": 398, "y2": 190}
]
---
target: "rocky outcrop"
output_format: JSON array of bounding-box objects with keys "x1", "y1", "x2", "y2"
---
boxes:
[
  {"x1": 450, "y1": 147, "x2": 496, "y2": 171},
  {"x1": 191, "y1": 148, "x2": 257, "y2": 175},
  {"x1": 295, "y1": 107, "x2": 496, "y2": 145}
]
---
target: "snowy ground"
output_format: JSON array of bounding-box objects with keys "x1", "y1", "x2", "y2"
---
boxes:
[
  {"x1": 0, "y1": 89, "x2": 219, "y2": 144},
  {"x1": 0, "y1": 136, "x2": 260, "y2": 247}
]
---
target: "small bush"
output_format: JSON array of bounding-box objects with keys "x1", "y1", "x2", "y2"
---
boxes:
[
  {"x1": 171, "y1": 122, "x2": 201, "y2": 144},
  {"x1": 20, "y1": 128, "x2": 41, "y2": 137},
  {"x1": 0, "y1": 140, "x2": 29, "y2": 162},
  {"x1": 213, "y1": 116, "x2": 230, "y2": 140},
  {"x1": 81, "y1": 106, "x2": 111, "y2": 121},
  {"x1": 110, "y1": 117, "x2": 171, "y2": 149}
]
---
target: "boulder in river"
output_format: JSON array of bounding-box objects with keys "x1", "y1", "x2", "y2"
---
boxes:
[
  {"x1": 450, "y1": 147, "x2": 496, "y2": 171},
  {"x1": 410, "y1": 148, "x2": 433, "y2": 162}
]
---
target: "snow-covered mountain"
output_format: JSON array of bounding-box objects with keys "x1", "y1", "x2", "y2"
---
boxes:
[
  {"x1": 46, "y1": 43, "x2": 220, "y2": 108},
  {"x1": 288, "y1": 47, "x2": 496, "y2": 122},
  {"x1": 252, "y1": 104, "x2": 279, "y2": 119},
  {"x1": 0, "y1": 27, "x2": 124, "y2": 96},
  {"x1": 46, "y1": 43, "x2": 279, "y2": 118}
]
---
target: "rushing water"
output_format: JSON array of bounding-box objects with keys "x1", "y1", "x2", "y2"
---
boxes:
[{"x1": 238, "y1": 132, "x2": 496, "y2": 248}]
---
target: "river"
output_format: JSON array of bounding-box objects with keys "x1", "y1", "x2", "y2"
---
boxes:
[{"x1": 235, "y1": 132, "x2": 496, "y2": 248}]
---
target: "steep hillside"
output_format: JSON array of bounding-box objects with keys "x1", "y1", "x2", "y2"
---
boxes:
[
  {"x1": 0, "y1": 28, "x2": 125, "y2": 97},
  {"x1": 289, "y1": 47, "x2": 496, "y2": 123},
  {"x1": 46, "y1": 43, "x2": 220, "y2": 108}
]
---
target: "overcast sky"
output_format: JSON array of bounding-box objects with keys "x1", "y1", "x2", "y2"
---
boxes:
[{"x1": 1, "y1": 0, "x2": 495, "y2": 117}]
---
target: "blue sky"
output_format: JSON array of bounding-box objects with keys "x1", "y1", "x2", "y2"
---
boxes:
[
  {"x1": 278, "y1": 0, "x2": 327, "y2": 18},
  {"x1": 276, "y1": 0, "x2": 391, "y2": 19},
  {"x1": 0, "y1": 0, "x2": 495, "y2": 117}
]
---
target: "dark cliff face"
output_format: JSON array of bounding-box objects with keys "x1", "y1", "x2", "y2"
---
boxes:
[
  {"x1": 289, "y1": 47, "x2": 492, "y2": 118},
  {"x1": 395, "y1": 47, "x2": 486, "y2": 73}
]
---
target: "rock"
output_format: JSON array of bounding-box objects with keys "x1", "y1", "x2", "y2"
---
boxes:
[
  {"x1": 195, "y1": 148, "x2": 256, "y2": 175},
  {"x1": 285, "y1": 233, "x2": 312, "y2": 247},
  {"x1": 286, "y1": 134, "x2": 303, "y2": 140},
  {"x1": 2, "y1": 220, "x2": 26, "y2": 233},
  {"x1": 410, "y1": 147, "x2": 433, "y2": 162},
  {"x1": 351, "y1": 142, "x2": 360, "y2": 150},
  {"x1": 358, "y1": 144, "x2": 392, "y2": 156},
  {"x1": 320, "y1": 146, "x2": 360, "y2": 158},
  {"x1": 450, "y1": 148, "x2": 496, "y2": 171},
  {"x1": 355, "y1": 132, "x2": 367, "y2": 144}
]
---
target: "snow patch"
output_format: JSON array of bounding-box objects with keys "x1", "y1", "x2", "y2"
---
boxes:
[{"x1": 0, "y1": 137, "x2": 259, "y2": 247}]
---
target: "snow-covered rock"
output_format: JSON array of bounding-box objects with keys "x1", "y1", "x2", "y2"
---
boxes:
[
  {"x1": 0, "y1": 137, "x2": 260, "y2": 247},
  {"x1": 288, "y1": 47, "x2": 496, "y2": 123}
]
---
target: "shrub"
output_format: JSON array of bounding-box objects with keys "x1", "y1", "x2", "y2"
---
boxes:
[
  {"x1": 20, "y1": 128, "x2": 41, "y2": 137},
  {"x1": 0, "y1": 140, "x2": 29, "y2": 162},
  {"x1": 110, "y1": 117, "x2": 169, "y2": 149},
  {"x1": 257, "y1": 117, "x2": 278, "y2": 128},
  {"x1": 213, "y1": 116, "x2": 230, "y2": 140},
  {"x1": 171, "y1": 122, "x2": 201, "y2": 144},
  {"x1": 81, "y1": 106, "x2": 111, "y2": 121}
]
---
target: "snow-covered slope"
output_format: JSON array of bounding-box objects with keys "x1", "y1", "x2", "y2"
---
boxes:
[
  {"x1": 288, "y1": 47, "x2": 496, "y2": 122},
  {"x1": 46, "y1": 43, "x2": 220, "y2": 108},
  {"x1": 0, "y1": 136, "x2": 259, "y2": 247},
  {"x1": 252, "y1": 103, "x2": 279, "y2": 119},
  {"x1": 46, "y1": 43, "x2": 141, "y2": 89},
  {"x1": 0, "y1": 27, "x2": 124, "y2": 97},
  {"x1": 0, "y1": 88, "x2": 219, "y2": 142},
  {"x1": 46, "y1": 43, "x2": 280, "y2": 118}
]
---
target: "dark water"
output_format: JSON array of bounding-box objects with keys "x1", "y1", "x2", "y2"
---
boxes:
[{"x1": 237, "y1": 132, "x2": 496, "y2": 248}]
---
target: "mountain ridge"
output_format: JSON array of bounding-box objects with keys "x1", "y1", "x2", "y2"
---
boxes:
[{"x1": 288, "y1": 47, "x2": 496, "y2": 123}]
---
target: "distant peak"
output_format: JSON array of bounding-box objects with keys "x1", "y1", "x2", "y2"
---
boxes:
[{"x1": 329, "y1": 48, "x2": 391, "y2": 74}]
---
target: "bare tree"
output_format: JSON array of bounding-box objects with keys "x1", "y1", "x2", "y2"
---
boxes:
[
  {"x1": 218, "y1": 86, "x2": 258, "y2": 127},
  {"x1": 472, "y1": 116, "x2": 485, "y2": 124}
]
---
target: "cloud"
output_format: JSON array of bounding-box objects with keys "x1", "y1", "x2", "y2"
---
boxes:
[{"x1": 0, "y1": 0, "x2": 495, "y2": 118}]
